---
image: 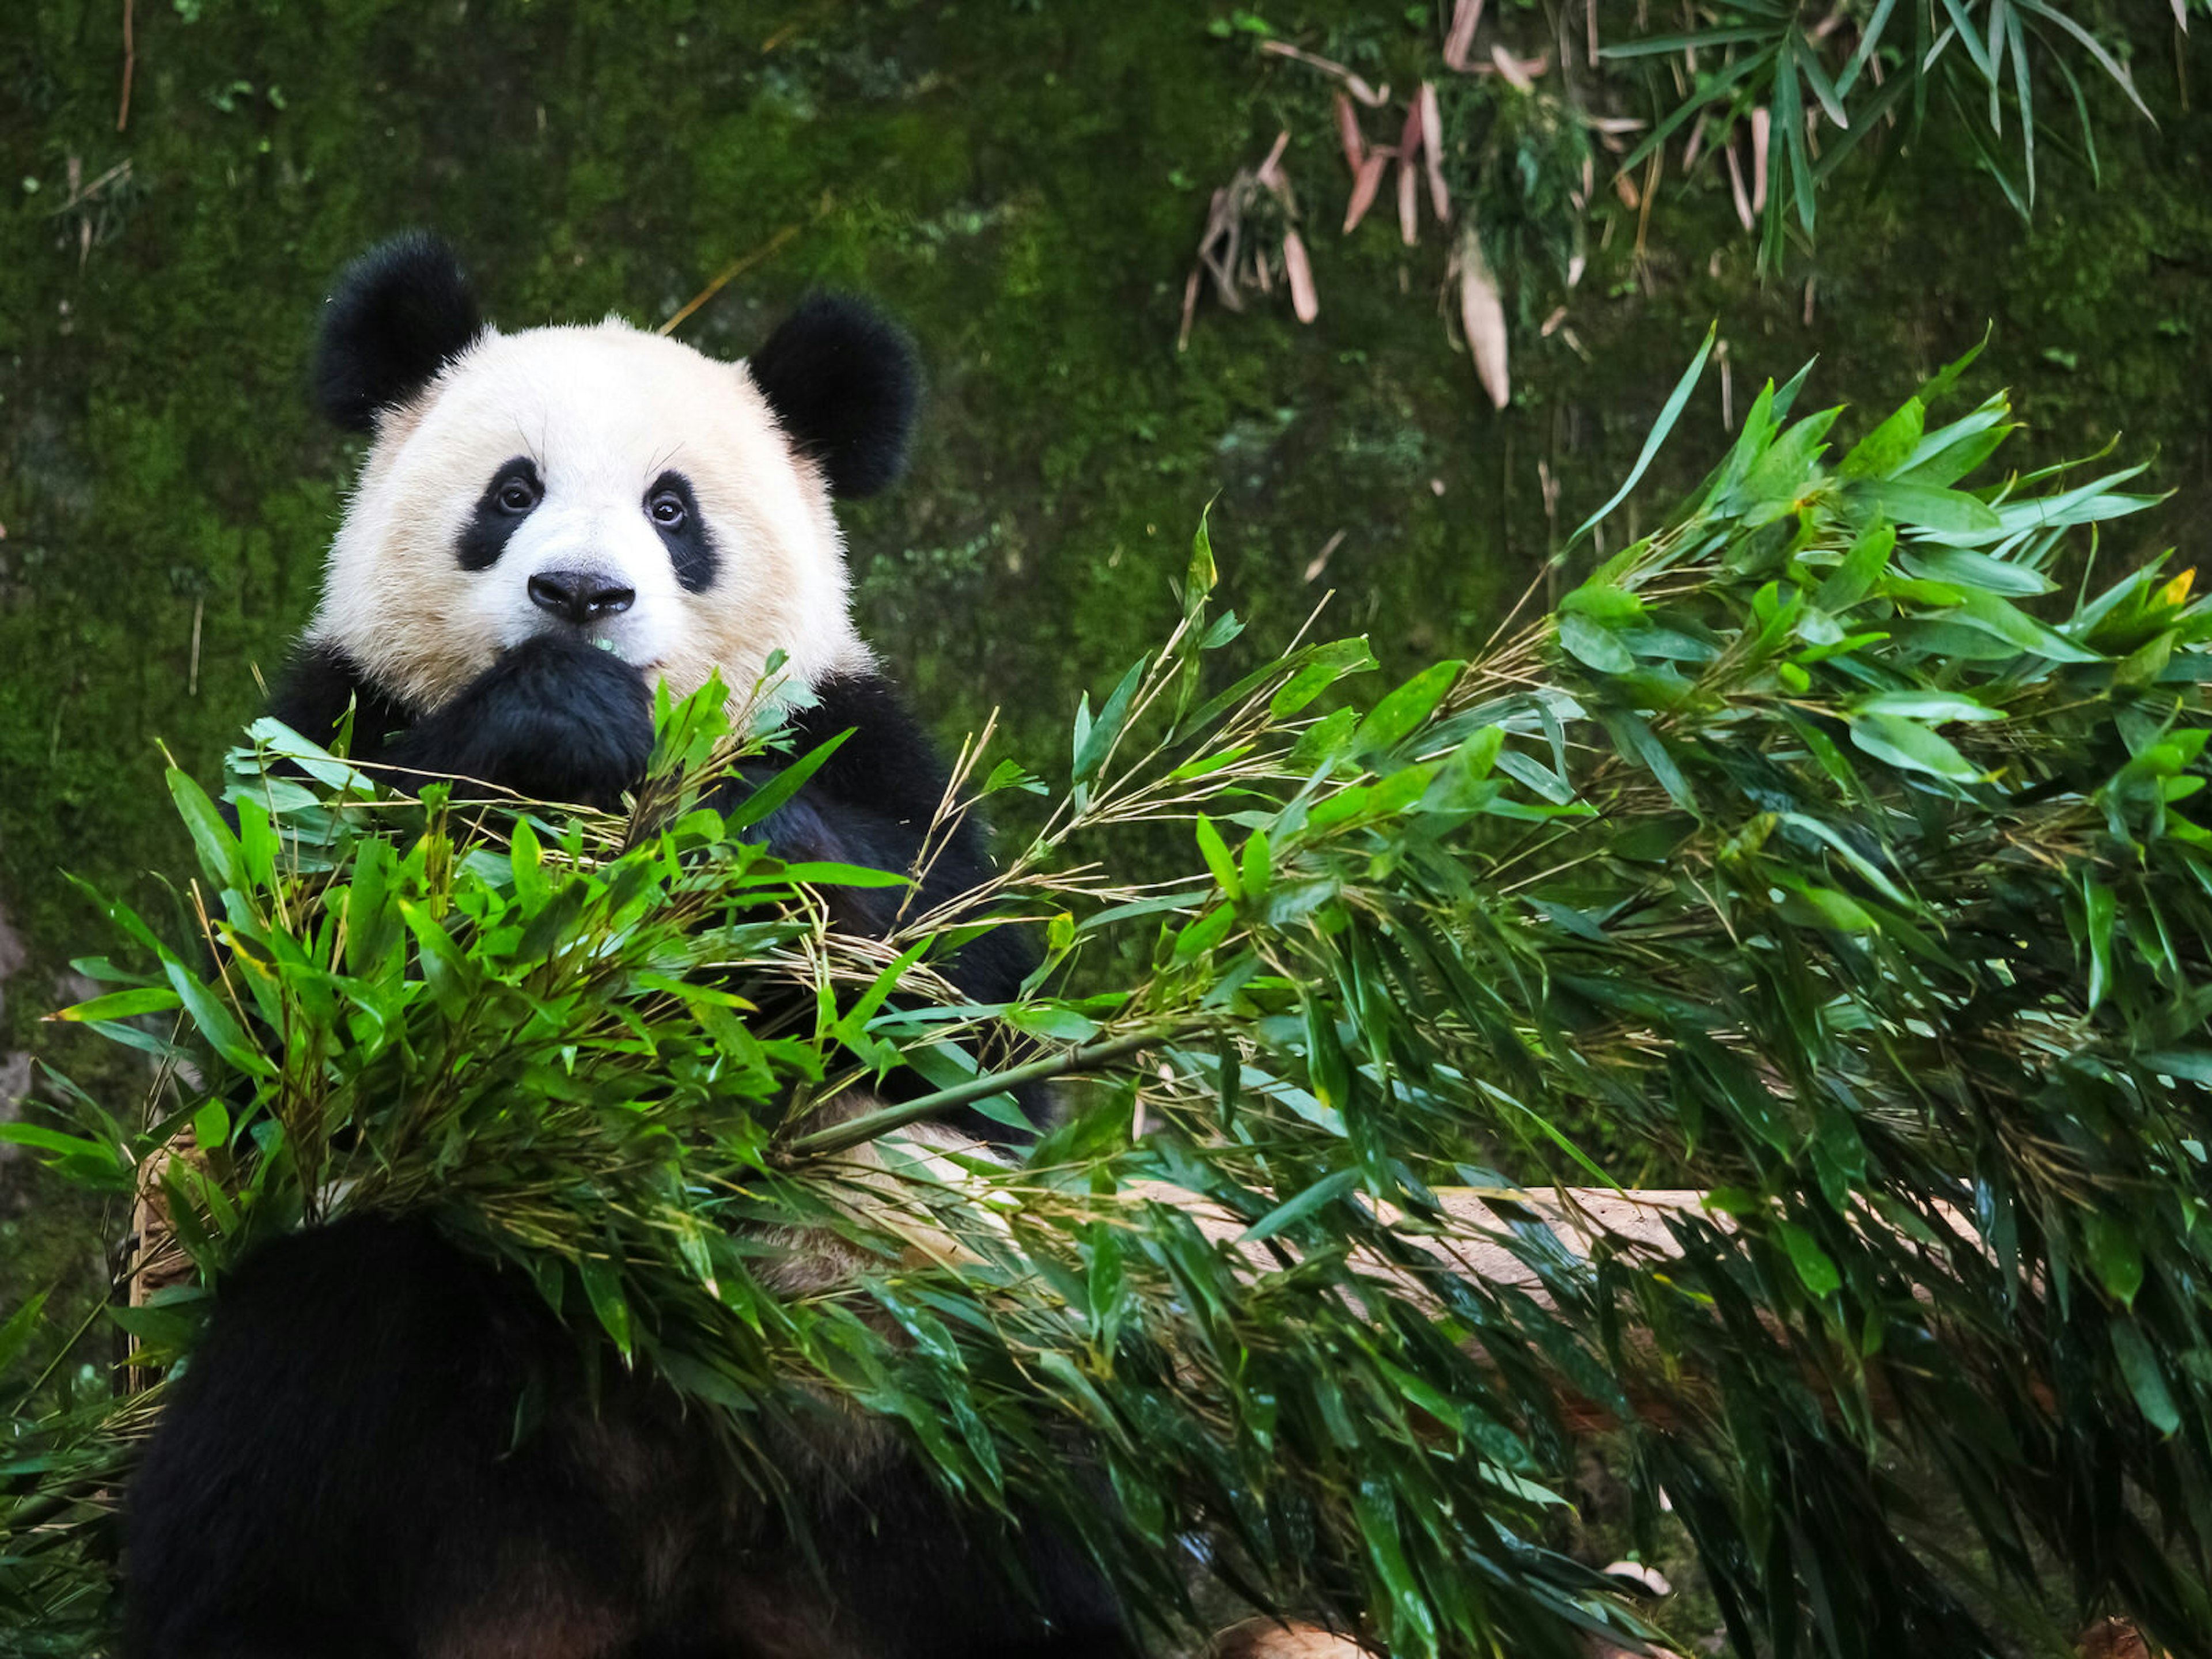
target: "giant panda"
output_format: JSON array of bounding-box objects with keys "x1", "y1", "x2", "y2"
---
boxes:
[{"x1": 122, "y1": 237, "x2": 1132, "y2": 1659}]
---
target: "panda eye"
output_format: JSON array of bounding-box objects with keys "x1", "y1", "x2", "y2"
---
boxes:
[
  {"x1": 649, "y1": 492, "x2": 687, "y2": 530},
  {"x1": 496, "y1": 477, "x2": 540, "y2": 514}
]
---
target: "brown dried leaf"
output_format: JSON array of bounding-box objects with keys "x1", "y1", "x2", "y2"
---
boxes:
[
  {"x1": 1334, "y1": 93, "x2": 1365, "y2": 174},
  {"x1": 1490, "y1": 41, "x2": 1539, "y2": 92},
  {"x1": 1750, "y1": 108, "x2": 1771, "y2": 214},
  {"x1": 1303, "y1": 529, "x2": 1346, "y2": 583},
  {"x1": 1396, "y1": 97, "x2": 1423, "y2": 245},
  {"x1": 1457, "y1": 226, "x2": 1510, "y2": 410},
  {"x1": 1198, "y1": 185, "x2": 1245, "y2": 310},
  {"x1": 1444, "y1": 0, "x2": 1484, "y2": 70},
  {"x1": 1724, "y1": 143, "x2": 1754, "y2": 230},
  {"x1": 1257, "y1": 128, "x2": 1291, "y2": 190},
  {"x1": 1419, "y1": 82, "x2": 1450, "y2": 221},
  {"x1": 1343, "y1": 153, "x2": 1388, "y2": 233},
  {"x1": 1281, "y1": 232, "x2": 1319, "y2": 323},
  {"x1": 1260, "y1": 39, "x2": 1389, "y2": 105}
]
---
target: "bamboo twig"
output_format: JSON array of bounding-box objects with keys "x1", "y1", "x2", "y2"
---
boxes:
[
  {"x1": 658, "y1": 222, "x2": 803, "y2": 337},
  {"x1": 786, "y1": 1028, "x2": 1173, "y2": 1158}
]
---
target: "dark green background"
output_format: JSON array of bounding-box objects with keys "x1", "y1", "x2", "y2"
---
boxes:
[{"x1": 3, "y1": 0, "x2": 2209, "y2": 1289}]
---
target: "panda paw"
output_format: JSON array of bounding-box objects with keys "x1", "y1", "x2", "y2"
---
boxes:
[{"x1": 399, "y1": 634, "x2": 656, "y2": 809}]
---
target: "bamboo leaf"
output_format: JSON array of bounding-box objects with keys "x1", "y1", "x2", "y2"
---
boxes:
[{"x1": 1571, "y1": 324, "x2": 1717, "y2": 546}]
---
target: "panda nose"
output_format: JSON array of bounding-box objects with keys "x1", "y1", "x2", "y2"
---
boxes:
[{"x1": 528, "y1": 568, "x2": 635, "y2": 624}]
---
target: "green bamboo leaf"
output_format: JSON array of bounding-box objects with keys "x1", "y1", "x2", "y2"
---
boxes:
[
  {"x1": 1240, "y1": 1166, "x2": 1358, "y2": 1244},
  {"x1": 1836, "y1": 0, "x2": 1898, "y2": 94},
  {"x1": 1194, "y1": 814, "x2": 1241, "y2": 901},
  {"x1": 1354, "y1": 660, "x2": 1464, "y2": 758},
  {"x1": 1817, "y1": 520, "x2": 1897, "y2": 611},
  {"x1": 1839, "y1": 398, "x2": 1924, "y2": 479},
  {"x1": 510, "y1": 816, "x2": 547, "y2": 910},
  {"x1": 1953, "y1": 590, "x2": 2103, "y2": 661},
  {"x1": 1559, "y1": 614, "x2": 1634, "y2": 675},
  {"x1": 2011, "y1": 0, "x2": 2154, "y2": 122},
  {"x1": 1899, "y1": 546, "x2": 2052, "y2": 598},
  {"x1": 2111, "y1": 1320, "x2": 2181, "y2": 1436},
  {"x1": 722, "y1": 729, "x2": 853, "y2": 830},
  {"x1": 1184, "y1": 510, "x2": 1218, "y2": 603},
  {"x1": 1853, "y1": 692, "x2": 2003, "y2": 724},
  {"x1": 577, "y1": 1252, "x2": 634, "y2": 1358},
  {"x1": 161, "y1": 957, "x2": 276, "y2": 1078},
  {"x1": 168, "y1": 768, "x2": 248, "y2": 893},
  {"x1": 2082, "y1": 1211, "x2": 2145, "y2": 1308},
  {"x1": 1851, "y1": 479, "x2": 2003, "y2": 537},
  {"x1": 2082, "y1": 878, "x2": 2116, "y2": 1008},
  {"x1": 1850, "y1": 714, "x2": 1982, "y2": 782},
  {"x1": 1600, "y1": 26, "x2": 1776, "y2": 57},
  {"x1": 1005, "y1": 1003, "x2": 1102, "y2": 1042},
  {"x1": 1074, "y1": 656, "x2": 1150, "y2": 782},
  {"x1": 51, "y1": 986, "x2": 182, "y2": 1023},
  {"x1": 1776, "y1": 1219, "x2": 1843, "y2": 1297},
  {"x1": 1571, "y1": 324, "x2": 1717, "y2": 546},
  {"x1": 1304, "y1": 993, "x2": 1351, "y2": 1111},
  {"x1": 1238, "y1": 826, "x2": 1272, "y2": 904},
  {"x1": 0, "y1": 1290, "x2": 49, "y2": 1378}
]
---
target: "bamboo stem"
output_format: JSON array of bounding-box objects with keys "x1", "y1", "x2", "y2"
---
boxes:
[{"x1": 785, "y1": 1027, "x2": 1171, "y2": 1158}]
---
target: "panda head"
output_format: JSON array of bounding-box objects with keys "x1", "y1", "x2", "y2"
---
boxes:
[{"x1": 307, "y1": 234, "x2": 918, "y2": 714}]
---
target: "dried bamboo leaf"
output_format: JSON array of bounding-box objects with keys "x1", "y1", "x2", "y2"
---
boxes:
[
  {"x1": 1490, "y1": 41, "x2": 1540, "y2": 92},
  {"x1": 1334, "y1": 93, "x2": 1364, "y2": 175},
  {"x1": 1281, "y1": 232, "x2": 1319, "y2": 323},
  {"x1": 1724, "y1": 143, "x2": 1755, "y2": 230},
  {"x1": 1444, "y1": 0, "x2": 1484, "y2": 70},
  {"x1": 1419, "y1": 82, "x2": 1451, "y2": 221},
  {"x1": 1343, "y1": 153, "x2": 1388, "y2": 233},
  {"x1": 1259, "y1": 39, "x2": 1389, "y2": 105},
  {"x1": 1751, "y1": 107, "x2": 1771, "y2": 214},
  {"x1": 1457, "y1": 225, "x2": 1510, "y2": 410},
  {"x1": 1256, "y1": 128, "x2": 1291, "y2": 191}
]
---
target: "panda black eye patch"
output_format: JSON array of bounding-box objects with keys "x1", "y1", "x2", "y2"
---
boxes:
[
  {"x1": 645, "y1": 470, "x2": 717, "y2": 593},
  {"x1": 456, "y1": 456, "x2": 544, "y2": 571}
]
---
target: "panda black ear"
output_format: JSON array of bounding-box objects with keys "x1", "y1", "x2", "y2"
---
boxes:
[
  {"x1": 315, "y1": 234, "x2": 484, "y2": 433},
  {"x1": 748, "y1": 296, "x2": 919, "y2": 499}
]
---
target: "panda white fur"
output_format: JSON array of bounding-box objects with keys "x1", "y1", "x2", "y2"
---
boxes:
[{"x1": 122, "y1": 237, "x2": 1131, "y2": 1659}]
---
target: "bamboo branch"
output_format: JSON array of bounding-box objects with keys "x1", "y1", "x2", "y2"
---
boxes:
[{"x1": 785, "y1": 1028, "x2": 1173, "y2": 1158}]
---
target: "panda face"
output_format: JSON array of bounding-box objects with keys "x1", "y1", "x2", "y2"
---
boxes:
[{"x1": 312, "y1": 321, "x2": 873, "y2": 716}]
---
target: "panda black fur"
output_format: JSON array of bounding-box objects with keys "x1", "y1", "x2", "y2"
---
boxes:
[{"x1": 122, "y1": 238, "x2": 1131, "y2": 1659}]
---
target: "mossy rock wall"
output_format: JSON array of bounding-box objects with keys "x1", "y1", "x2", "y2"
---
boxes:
[{"x1": 3, "y1": 0, "x2": 2210, "y2": 1296}]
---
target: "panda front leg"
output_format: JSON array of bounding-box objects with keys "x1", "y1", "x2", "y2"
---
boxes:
[
  {"x1": 392, "y1": 633, "x2": 657, "y2": 810},
  {"x1": 122, "y1": 1217, "x2": 656, "y2": 1659}
]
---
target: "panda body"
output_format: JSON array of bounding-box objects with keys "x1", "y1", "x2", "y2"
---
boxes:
[{"x1": 122, "y1": 239, "x2": 1129, "y2": 1659}]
